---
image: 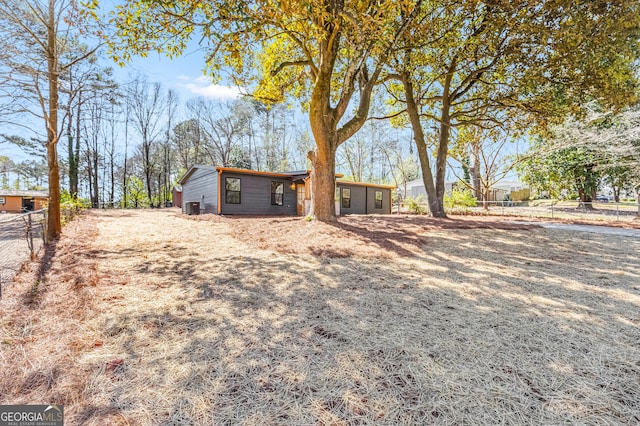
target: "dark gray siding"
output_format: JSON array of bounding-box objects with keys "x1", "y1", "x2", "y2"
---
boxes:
[
  {"x1": 182, "y1": 167, "x2": 218, "y2": 214},
  {"x1": 337, "y1": 184, "x2": 367, "y2": 215},
  {"x1": 366, "y1": 187, "x2": 391, "y2": 214},
  {"x1": 219, "y1": 172, "x2": 297, "y2": 215}
]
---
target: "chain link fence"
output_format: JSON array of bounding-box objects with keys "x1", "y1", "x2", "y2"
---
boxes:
[
  {"x1": 398, "y1": 198, "x2": 640, "y2": 223},
  {"x1": 0, "y1": 210, "x2": 47, "y2": 297},
  {"x1": 466, "y1": 200, "x2": 640, "y2": 222}
]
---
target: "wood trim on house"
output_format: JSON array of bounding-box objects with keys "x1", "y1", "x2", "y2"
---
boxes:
[
  {"x1": 215, "y1": 167, "x2": 299, "y2": 179},
  {"x1": 335, "y1": 180, "x2": 396, "y2": 189},
  {"x1": 217, "y1": 169, "x2": 222, "y2": 214}
]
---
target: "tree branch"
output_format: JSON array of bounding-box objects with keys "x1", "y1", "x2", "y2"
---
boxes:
[{"x1": 270, "y1": 60, "x2": 313, "y2": 76}]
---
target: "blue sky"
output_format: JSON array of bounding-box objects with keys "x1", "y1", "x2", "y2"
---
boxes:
[
  {"x1": 98, "y1": 0, "x2": 244, "y2": 101},
  {"x1": 0, "y1": 42, "x2": 244, "y2": 163},
  {"x1": 114, "y1": 46, "x2": 244, "y2": 102}
]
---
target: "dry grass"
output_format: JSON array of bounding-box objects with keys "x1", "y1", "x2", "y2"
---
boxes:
[
  {"x1": 1, "y1": 209, "x2": 639, "y2": 425},
  {"x1": 218, "y1": 214, "x2": 538, "y2": 259}
]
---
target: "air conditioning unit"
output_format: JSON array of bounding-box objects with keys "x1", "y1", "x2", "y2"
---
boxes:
[{"x1": 185, "y1": 202, "x2": 200, "y2": 215}]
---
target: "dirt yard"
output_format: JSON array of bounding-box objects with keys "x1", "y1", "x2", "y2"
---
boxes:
[{"x1": 1, "y1": 209, "x2": 639, "y2": 425}]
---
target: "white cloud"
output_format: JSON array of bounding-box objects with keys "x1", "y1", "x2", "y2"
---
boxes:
[
  {"x1": 178, "y1": 76, "x2": 243, "y2": 100},
  {"x1": 194, "y1": 75, "x2": 212, "y2": 84}
]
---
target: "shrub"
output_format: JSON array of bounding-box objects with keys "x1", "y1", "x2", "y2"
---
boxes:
[
  {"x1": 444, "y1": 187, "x2": 477, "y2": 212},
  {"x1": 60, "y1": 190, "x2": 87, "y2": 224},
  {"x1": 405, "y1": 195, "x2": 427, "y2": 215}
]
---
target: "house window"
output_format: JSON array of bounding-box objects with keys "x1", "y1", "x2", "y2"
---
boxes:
[
  {"x1": 271, "y1": 181, "x2": 284, "y2": 206},
  {"x1": 225, "y1": 177, "x2": 241, "y2": 204},
  {"x1": 0, "y1": 197, "x2": 4, "y2": 204},
  {"x1": 375, "y1": 191, "x2": 383, "y2": 209},
  {"x1": 341, "y1": 188, "x2": 351, "y2": 208}
]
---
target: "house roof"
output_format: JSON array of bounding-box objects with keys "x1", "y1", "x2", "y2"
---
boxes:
[
  {"x1": 336, "y1": 180, "x2": 396, "y2": 190},
  {"x1": 280, "y1": 170, "x2": 345, "y2": 178},
  {"x1": 178, "y1": 165, "x2": 380, "y2": 187},
  {"x1": 177, "y1": 165, "x2": 217, "y2": 185},
  {"x1": 216, "y1": 166, "x2": 306, "y2": 179},
  {"x1": 280, "y1": 170, "x2": 310, "y2": 176},
  {"x1": 0, "y1": 190, "x2": 49, "y2": 197},
  {"x1": 178, "y1": 165, "x2": 312, "y2": 184}
]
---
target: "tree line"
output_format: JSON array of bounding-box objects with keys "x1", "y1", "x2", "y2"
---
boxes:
[{"x1": 1, "y1": 68, "x2": 417, "y2": 209}]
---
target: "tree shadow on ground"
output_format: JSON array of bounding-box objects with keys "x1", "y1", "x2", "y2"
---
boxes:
[
  {"x1": 225, "y1": 213, "x2": 540, "y2": 259},
  {"x1": 73, "y1": 222, "x2": 640, "y2": 425}
]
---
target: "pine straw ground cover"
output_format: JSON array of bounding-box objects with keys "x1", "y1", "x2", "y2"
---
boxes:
[{"x1": 1, "y1": 209, "x2": 639, "y2": 425}]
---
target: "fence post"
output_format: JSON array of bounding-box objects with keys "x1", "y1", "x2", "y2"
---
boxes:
[
  {"x1": 28, "y1": 213, "x2": 35, "y2": 260},
  {"x1": 43, "y1": 209, "x2": 48, "y2": 245}
]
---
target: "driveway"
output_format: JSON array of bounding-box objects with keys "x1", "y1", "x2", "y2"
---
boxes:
[{"x1": 510, "y1": 221, "x2": 640, "y2": 237}]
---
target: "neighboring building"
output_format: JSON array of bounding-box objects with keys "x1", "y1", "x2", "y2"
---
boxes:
[
  {"x1": 0, "y1": 190, "x2": 49, "y2": 213},
  {"x1": 172, "y1": 185, "x2": 183, "y2": 208},
  {"x1": 403, "y1": 178, "x2": 529, "y2": 202},
  {"x1": 492, "y1": 180, "x2": 530, "y2": 201},
  {"x1": 178, "y1": 165, "x2": 393, "y2": 216},
  {"x1": 404, "y1": 179, "x2": 454, "y2": 199}
]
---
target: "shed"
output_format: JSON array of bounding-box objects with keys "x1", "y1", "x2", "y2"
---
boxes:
[
  {"x1": 0, "y1": 190, "x2": 49, "y2": 213},
  {"x1": 172, "y1": 185, "x2": 183, "y2": 208}
]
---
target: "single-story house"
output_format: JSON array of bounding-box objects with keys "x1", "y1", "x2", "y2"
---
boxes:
[
  {"x1": 0, "y1": 190, "x2": 49, "y2": 213},
  {"x1": 177, "y1": 165, "x2": 394, "y2": 216}
]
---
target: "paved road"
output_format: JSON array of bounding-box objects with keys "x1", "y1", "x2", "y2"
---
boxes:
[{"x1": 510, "y1": 221, "x2": 640, "y2": 237}]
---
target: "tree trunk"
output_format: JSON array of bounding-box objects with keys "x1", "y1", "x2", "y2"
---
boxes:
[
  {"x1": 576, "y1": 186, "x2": 594, "y2": 210},
  {"x1": 483, "y1": 187, "x2": 490, "y2": 211},
  {"x1": 432, "y1": 98, "x2": 452, "y2": 218},
  {"x1": 307, "y1": 145, "x2": 337, "y2": 221},
  {"x1": 74, "y1": 99, "x2": 81, "y2": 198},
  {"x1": 123, "y1": 105, "x2": 129, "y2": 208},
  {"x1": 46, "y1": 0, "x2": 61, "y2": 240},
  {"x1": 92, "y1": 150, "x2": 99, "y2": 207},
  {"x1": 143, "y1": 142, "x2": 153, "y2": 207},
  {"x1": 470, "y1": 143, "x2": 481, "y2": 201},
  {"x1": 67, "y1": 130, "x2": 75, "y2": 197},
  {"x1": 86, "y1": 149, "x2": 94, "y2": 206},
  {"x1": 402, "y1": 73, "x2": 442, "y2": 217},
  {"x1": 307, "y1": 40, "x2": 339, "y2": 222},
  {"x1": 68, "y1": 89, "x2": 81, "y2": 199}
]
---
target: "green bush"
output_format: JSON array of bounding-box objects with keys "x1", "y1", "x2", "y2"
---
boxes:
[
  {"x1": 444, "y1": 187, "x2": 477, "y2": 211},
  {"x1": 405, "y1": 195, "x2": 427, "y2": 215},
  {"x1": 60, "y1": 190, "x2": 87, "y2": 224}
]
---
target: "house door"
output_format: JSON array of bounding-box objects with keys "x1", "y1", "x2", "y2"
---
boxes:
[
  {"x1": 297, "y1": 184, "x2": 306, "y2": 215},
  {"x1": 22, "y1": 197, "x2": 34, "y2": 212}
]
